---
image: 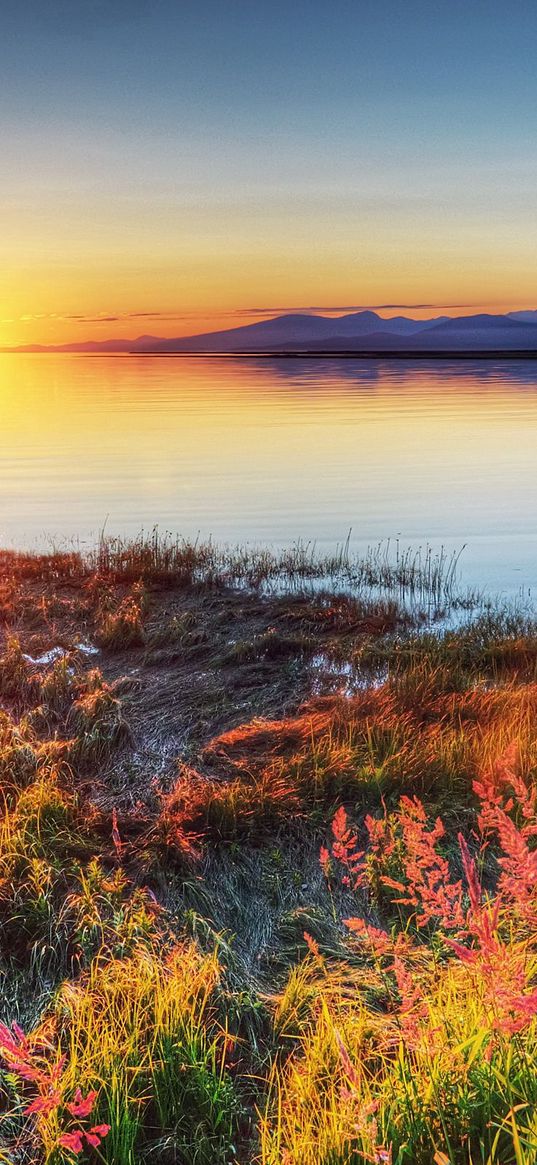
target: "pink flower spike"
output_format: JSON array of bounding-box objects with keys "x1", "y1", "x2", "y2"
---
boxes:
[
  {"x1": 11, "y1": 1023, "x2": 28, "y2": 1047},
  {"x1": 0, "y1": 1023, "x2": 25, "y2": 1058},
  {"x1": 303, "y1": 931, "x2": 320, "y2": 957},
  {"x1": 8, "y1": 1060, "x2": 45, "y2": 1084},
  {"x1": 333, "y1": 1028, "x2": 360, "y2": 1088},
  {"x1": 66, "y1": 1087, "x2": 97, "y2": 1117},
  {"x1": 25, "y1": 1092, "x2": 61, "y2": 1116},
  {"x1": 85, "y1": 1124, "x2": 111, "y2": 1147},
  {"x1": 58, "y1": 1130, "x2": 85, "y2": 1154},
  {"x1": 51, "y1": 1053, "x2": 67, "y2": 1082}
]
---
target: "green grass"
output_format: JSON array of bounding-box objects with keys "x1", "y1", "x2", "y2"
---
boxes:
[
  {"x1": 0, "y1": 539, "x2": 535, "y2": 1164},
  {"x1": 40, "y1": 943, "x2": 243, "y2": 1165}
]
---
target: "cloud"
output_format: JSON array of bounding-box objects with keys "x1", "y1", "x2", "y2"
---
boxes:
[
  {"x1": 66, "y1": 314, "x2": 120, "y2": 323},
  {"x1": 59, "y1": 303, "x2": 483, "y2": 327},
  {"x1": 10, "y1": 300, "x2": 525, "y2": 334},
  {"x1": 235, "y1": 303, "x2": 479, "y2": 317},
  {"x1": 88, "y1": 316, "x2": 120, "y2": 323},
  {"x1": 127, "y1": 311, "x2": 168, "y2": 319}
]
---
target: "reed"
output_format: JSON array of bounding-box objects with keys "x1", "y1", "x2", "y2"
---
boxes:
[{"x1": 0, "y1": 530, "x2": 471, "y2": 607}]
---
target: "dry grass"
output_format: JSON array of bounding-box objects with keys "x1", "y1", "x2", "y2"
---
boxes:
[
  {"x1": 0, "y1": 531, "x2": 470, "y2": 605},
  {"x1": 0, "y1": 540, "x2": 535, "y2": 1163}
]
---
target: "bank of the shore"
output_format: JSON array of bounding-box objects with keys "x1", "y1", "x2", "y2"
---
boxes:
[{"x1": 0, "y1": 538, "x2": 536, "y2": 1164}]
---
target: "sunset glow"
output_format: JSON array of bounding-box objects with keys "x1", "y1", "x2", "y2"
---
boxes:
[{"x1": 2, "y1": 2, "x2": 537, "y2": 347}]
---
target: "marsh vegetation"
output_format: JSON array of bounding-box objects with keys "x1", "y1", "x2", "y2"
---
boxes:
[{"x1": 0, "y1": 536, "x2": 536, "y2": 1163}]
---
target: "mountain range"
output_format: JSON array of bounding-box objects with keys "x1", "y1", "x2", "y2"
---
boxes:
[{"x1": 7, "y1": 309, "x2": 537, "y2": 354}]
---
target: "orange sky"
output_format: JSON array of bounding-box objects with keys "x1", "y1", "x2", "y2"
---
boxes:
[
  {"x1": 2, "y1": 261, "x2": 537, "y2": 350},
  {"x1": 2, "y1": 3, "x2": 537, "y2": 349},
  {"x1": 3, "y1": 206, "x2": 537, "y2": 346}
]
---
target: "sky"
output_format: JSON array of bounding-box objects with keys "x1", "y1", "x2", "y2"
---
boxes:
[{"x1": 2, "y1": 0, "x2": 537, "y2": 346}]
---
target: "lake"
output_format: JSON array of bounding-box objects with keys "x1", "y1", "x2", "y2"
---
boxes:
[{"x1": 1, "y1": 353, "x2": 536, "y2": 597}]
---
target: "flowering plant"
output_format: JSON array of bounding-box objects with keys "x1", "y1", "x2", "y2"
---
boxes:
[{"x1": 0, "y1": 1022, "x2": 109, "y2": 1158}]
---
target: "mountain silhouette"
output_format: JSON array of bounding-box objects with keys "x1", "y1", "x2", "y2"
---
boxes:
[
  {"x1": 5, "y1": 310, "x2": 537, "y2": 354},
  {"x1": 135, "y1": 311, "x2": 537, "y2": 352},
  {"x1": 134, "y1": 310, "x2": 449, "y2": 352},
  {"x1": 271, "y1": 316, "x2": 537, "y2": 352}
]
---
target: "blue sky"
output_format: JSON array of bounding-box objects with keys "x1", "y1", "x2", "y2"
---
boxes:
[{"x1": 2, "y1": 1, "x2": 537, "y2": 343}]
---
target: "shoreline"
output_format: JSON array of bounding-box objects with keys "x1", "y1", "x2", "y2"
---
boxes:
[
  {"x1": 4, "y1": 347, "x2": 537, "y2": 359},
  {"x1": 128, "y1": 348, "x2": 537, "y2": 359}
]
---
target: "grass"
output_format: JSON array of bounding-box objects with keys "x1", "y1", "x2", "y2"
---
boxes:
[
  {"x1": 259, "y1": 960, "x2": 537, "y2": 1165},
  {"x1": 0, "y1": 537, "x2": 536, "y2": 1163},
  {"x1": 1, "y1": 529, "x2": 470, "y2": 606},
  {"x1": 259, "y1": 776, "x2": 537, "y2": 1165},
  {"x1": 36, "y1": 943, "x2": 243, "y2": 1165}
]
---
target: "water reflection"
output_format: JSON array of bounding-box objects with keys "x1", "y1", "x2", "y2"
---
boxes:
[{"x1": 0, "y1": 354, "x2": 536, "y2": 596}]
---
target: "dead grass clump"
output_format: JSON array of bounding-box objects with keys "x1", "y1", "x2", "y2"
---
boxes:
[
  {"x1": 156, "y1": 763, "x2": 303, "y2": 849},
  {"x1": 223, "y1": 627, "x2": 314, "y2": 665},
  {"x1": 367, "y1": 614, "x2": 537, "y2": 688},
  {"x1": 0, "y1": 575, "x2": 18, "y2": 623},
  {"x1": 8, "y1": 772, "x2": 80, "y2": 850},
  {"x1": 38, "y1": 654, "x2": 78, "y2": 715},
  {"x1": 67, "y1": 671, "x2": 131, "y2": 763},
  {"x1": 145, "y1": 610, "x2": 196, "y2": 648},
  {"x1": 484, "y1": 634, "x2": 537, "y2": 677},
  {"x1": 0, "y1": 711, "x2": 38, "y2": 792},
  {"x1": 282, "y1": 593, "x2": 404, "y2": 636},
  {"x1": 201, "y1": 679, "x2": 537, "y2": 821},
  {"x1": 203, "y1": 708, "x2": 334, "y2": 772},
  {"x1": 0, "y1": 549, "x2": 84, "y2": 581},
  {"x1": 92, "y1": 530, "x2": 216, "y2": 584},
  {"x1": 144, "y1": 614, "x2": 209, "y2": 667},
  {"x1": 35, "y1": 737, "x2": 76, "y2": 771},
  {"x1": 0, "y1": 776, "x2": 140, "y2": 976},
  {"x1": 95, "y1": 582, "x2": 147, "y2": 650},
  {"x1": 0, "y1": 637, "x2": 40, "y2": 706}
]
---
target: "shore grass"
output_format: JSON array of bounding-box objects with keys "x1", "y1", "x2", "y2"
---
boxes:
[
  {"x1": 0, "y1": 538, "x2": 536, "y2": 1163},
  {"x1": 0, "y1": 529, "x2": 469, "y2": 605}
]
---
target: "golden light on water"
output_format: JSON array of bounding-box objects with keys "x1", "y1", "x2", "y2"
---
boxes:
[{"x1": 1, "y1": 352, "x2": 536, "y2": 596}]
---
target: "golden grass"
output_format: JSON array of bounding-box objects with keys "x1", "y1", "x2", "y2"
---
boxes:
[
  {"x1": 0, "y1": 545, "x2": 536, "y2": 1163},
  {"x1": 34, "y1": 942, "x2": 239, "y2": 1164}
]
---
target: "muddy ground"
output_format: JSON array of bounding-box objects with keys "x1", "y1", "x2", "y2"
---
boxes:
[{"x1": 0, "y1": 573, "x2": 406, "y2": 811}]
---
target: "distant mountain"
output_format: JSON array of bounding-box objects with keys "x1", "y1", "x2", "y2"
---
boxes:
[
  {"x1": 135, "y1": 311, "x2": 537, "y2": 352},
  {"x1": 8, "y1": 337, "x2": 160, "y2": 353},
  {"x1": 4, "y1": 310, "x2": 537, "y2": 355},
  {"x1": 272, "y1": 315, "x2": 537, "y2": 352},
  {"x1": 507, "y1": 310, "x2": 537, "y2": 324},
  {"x1": 134, "y1": 310, "x2": 449, "y2": 352},
  {"x1": 382, "y1": 314, "x2": 537, "y2": 350}
]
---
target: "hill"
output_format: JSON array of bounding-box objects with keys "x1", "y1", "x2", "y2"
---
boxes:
[{"x1": 5, "y1": 310, "x2": 537, "y2": 354}]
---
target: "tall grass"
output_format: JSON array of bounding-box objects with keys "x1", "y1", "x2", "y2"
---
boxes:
[
  {"x1": 0, "y1": 551, "x2": 536, "y2": 1163},
  {"x1": 0, "y1": 530, "x2": 470, "y2": 607},
  {"x1": 38, "y1": 943, "x2": 240, "y2": 1165},
  {"x1": 92, "y1": 532, "x2": 468, "y2": 606},
  {"x1": 261, "y1": 748, "x2": 537, "y2": 1164},
  {"x1": 189, "y1": 680, "x2": 537, "y2": 841}
]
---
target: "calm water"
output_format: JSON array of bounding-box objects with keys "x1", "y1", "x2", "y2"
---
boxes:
[{"x1": 1, "y1": 354, "x2": 537, "y2": 596}]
